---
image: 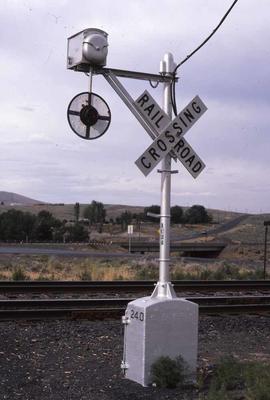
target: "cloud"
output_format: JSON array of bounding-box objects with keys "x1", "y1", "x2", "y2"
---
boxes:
[
  {"x1": 0, "y1": 0, "x2": 269, "y2": 212},
  {"x1": 16, "y1": 106, "x2": 35, "y2": 112}
]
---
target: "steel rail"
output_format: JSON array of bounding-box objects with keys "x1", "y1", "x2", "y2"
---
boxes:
[
  {"x1": 0, "y1": 280, "x2": 270, "y2": 294},
  {"x1": 1, "y1": 296, "x2": 270, "y2": 320},
  {"x1": 1, "y1": 295, "x2": 270, "y2": 308}
]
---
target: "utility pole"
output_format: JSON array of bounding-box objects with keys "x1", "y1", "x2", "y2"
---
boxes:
[{"x1": 264, "y1": 221, "x2": 269, "y2": 279}]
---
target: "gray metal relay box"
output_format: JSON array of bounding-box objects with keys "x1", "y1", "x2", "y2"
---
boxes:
[
  {"x1": 67, "y1": 28, "x2": 108, "y2": 71},
  {"x1": 122, "y1": 296, "x2": 198, "y2": 387}
]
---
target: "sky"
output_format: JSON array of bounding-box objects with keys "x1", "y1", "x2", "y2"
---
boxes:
[{"x1": 0, "y1": 0, "x2": 269, "y2": 213}]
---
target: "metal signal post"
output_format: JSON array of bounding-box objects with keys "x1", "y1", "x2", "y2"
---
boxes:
[
  {"x1": 264, "y1": 221, "x2": 270, "y2": 279},
  {"x1": 66, "y1": 29, "x2": 204, "y2": 387},
  {"x1": 152, "y1": 53, "x2": 177, "y2": 299}
]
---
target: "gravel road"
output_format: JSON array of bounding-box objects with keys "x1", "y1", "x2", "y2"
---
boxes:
[{"x1": 0, "y1": 315, "x2": 269, "y2": 400}]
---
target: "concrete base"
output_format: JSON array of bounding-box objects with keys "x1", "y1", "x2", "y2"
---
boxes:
[{"x1": 122, "y1": 296, "x2": 198, "y2": 387}]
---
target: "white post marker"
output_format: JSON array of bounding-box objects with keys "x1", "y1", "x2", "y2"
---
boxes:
[
  {"x1": 127, "y1": 224, "x2": 133, "y2": 253},
  {"x1": 127, "y1": 225, "x2": 133, "y2": 235},
  {"x1": 135, "y1": 92, "x2": 207, "y2": 177}
]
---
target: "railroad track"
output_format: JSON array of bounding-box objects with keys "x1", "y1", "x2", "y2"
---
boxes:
[
  {"x1": 1, "y1": 296, "x2": 270, "y2": 320},
  {"x1": 1, "y1": 280, "x2": 270, "y2": 294}
]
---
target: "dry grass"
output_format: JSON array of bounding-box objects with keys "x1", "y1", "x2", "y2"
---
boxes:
[
  {"x1": 0, "y1": 254, "x2": 266, "y2": 281},
  {"x1": 0, "y1": 255, "x2": 139, "y2": 281},
  {"x1": 0, "y1": 204, "x2": 269, "y2": 282},
  {"x1": 218, "y1": 214, "x2": 270, "y2": 244}
]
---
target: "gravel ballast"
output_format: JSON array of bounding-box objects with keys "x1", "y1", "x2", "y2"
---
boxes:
[{"x1": 0, "y1": 315, "x2": 270, "y2": 400}]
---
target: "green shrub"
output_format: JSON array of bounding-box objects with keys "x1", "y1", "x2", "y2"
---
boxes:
[
  {"x1": 212, "y1": 269, "x2": 227, "y2": 280},
  {"x1": 173, "y1": 264, "x2": 266, "y2": 282},
  {"x1": 151, "y1": 355, "x2": 188, "y2": 388},
  {"x1": 209, "y1": 355, "x2": 244, "y2": 392},
  {"x1": 135, "y1": 267, "x2": 157, "y2": 280},
  {"x1": 203, "y1": 357, "x2": 270, "y2": 400},
  {"x1": 198, "y1": 269, "x2": 213, "y2": 280},
  {"x1": 79, "y1": 270, "x2": 92, "y2": 281},
  {"x1": 244, "y1": 362, "x2": 270, "y2": 400},
  {"x1": 241, "y1": 268, "x2": 265, "y2": 280},
  {"x1": 12, "y1": 267, "x2": 28, "y2": 281},
  {"x1": 206, "y1": 386, "x2": 231, "y2": 400},
  {"x1": 172, "y1": 270, "x2": 195, "y2": 280},
  {"x1": 35, "y1": 274, "x2": 52, "y2": 281},
  {"x1": 220, "y1": 264, "x2": 240, "y2": 278}
]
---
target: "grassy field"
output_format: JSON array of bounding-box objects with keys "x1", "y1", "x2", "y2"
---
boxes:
[
  {"x1": 0, "y1": 253, "x2": 267, "y2": 282},
  {"x1": 218, "y1": 213, "x2": 270, "y2": 244},
  {"x1": 0, "y1": 203, "x2": 269, "y2": 281}
]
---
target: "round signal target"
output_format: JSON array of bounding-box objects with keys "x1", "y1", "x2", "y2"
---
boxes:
[{"x1": 67, "y1": 92, "x2": 111, "y2": 140}]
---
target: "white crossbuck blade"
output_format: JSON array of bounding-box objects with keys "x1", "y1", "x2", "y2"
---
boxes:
[{"x1": 134, "y1": 90, "x2": 207, "y2": 177}]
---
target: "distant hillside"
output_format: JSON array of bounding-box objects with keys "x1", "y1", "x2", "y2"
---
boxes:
[
  {"x1": 0, "y1": 191, "x2": 42, "y2": 205},
  {"x1": 0, "y1": 194, "x2": 248, "y2": 224},
  {"x1": 104, "y1": 204, "x2": 145, "y2": 219}
]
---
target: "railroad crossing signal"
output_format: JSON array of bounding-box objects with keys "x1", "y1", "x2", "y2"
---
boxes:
[
  {"x1": 67, "y1": 34, "x2": 204, "y2": 387},
  {"x1": 134, "y1": 90, "x2": 207, "y2": 177}
]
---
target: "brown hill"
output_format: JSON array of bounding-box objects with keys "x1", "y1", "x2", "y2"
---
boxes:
[{"x1": 0, "y1": 191, "x2": 42, "y2": 205}]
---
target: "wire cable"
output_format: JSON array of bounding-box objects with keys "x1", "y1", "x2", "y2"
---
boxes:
[
  {"x1": 149, "y1": 80, "x2": 159, "y2": 88},
  {"x1": 171, "y1": 0, "x2": 239, "y2": 115}
]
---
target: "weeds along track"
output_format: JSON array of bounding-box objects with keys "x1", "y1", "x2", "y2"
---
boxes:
[{"x1": 1, "y1": 294, "x2": 270, "y2": 321}]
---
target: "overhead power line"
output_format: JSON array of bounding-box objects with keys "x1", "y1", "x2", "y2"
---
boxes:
[{"x1": 171, "y1": 0, "x2": 240, "y2": 115}]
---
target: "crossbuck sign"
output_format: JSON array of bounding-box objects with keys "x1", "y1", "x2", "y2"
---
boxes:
[{"x1": 134, "y1": 90, "x2": 207, "y2": 177}]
